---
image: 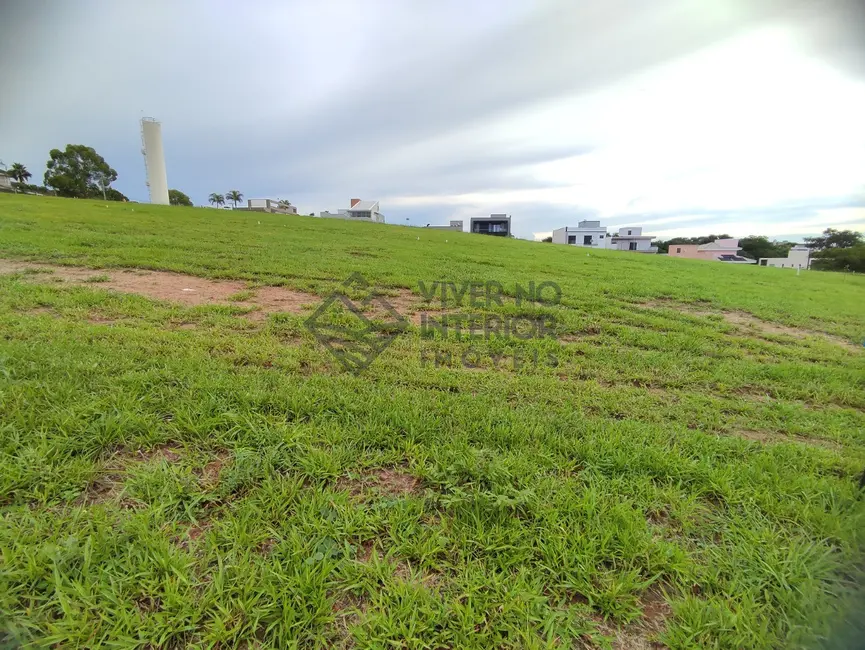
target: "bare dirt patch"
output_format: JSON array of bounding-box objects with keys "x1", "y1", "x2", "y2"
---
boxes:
[
  {"x1": 174, "y1": 521, "x2": 212, "y2": 551},
  {"x1": 85, "y1": 313, "x2": 119, "y2": 325},
  {"x1": 726, "y1": 429, "x2": 841, "y2": 451},
  {"x1": 587, "y1": 588, "x2": 672, "y2": 650},
  {"x1": 0, "y1": 259, "x2": 318, "y2": 320},
  {"x1": 330, "y1": 592, "x2": 367, "y2": 648},
  {"x1": 76, "y1": 444, "x2": 184, "y2": 505},
  {"x1": 635, "y1": 299, "x2": 859, "y2": 352},
  {"x1": 337, "y1": 467, "x2": 422, "y2": 499},
  {"x1": 197, "y1": 451, "x2": 231, "y2": 488}
]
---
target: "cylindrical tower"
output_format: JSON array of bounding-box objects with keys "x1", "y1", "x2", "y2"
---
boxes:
[{"x1": 140, "y1": 118, "x2": 169, "y2": 205}]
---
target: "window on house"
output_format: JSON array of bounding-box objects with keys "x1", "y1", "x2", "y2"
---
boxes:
[
  {"x1": 676, "y1": 247, "x2": 682, "y2": 253},
  {"x1": 583, "y1": 235, "x2": 592, "y2": 245},
  {"x1": 627, "y1": 230, "x2": 632, "y2": 235},
  {"x1": 599, "y1": 234, "x2": 604, "y2": 239},
  {"x1": 629, "y1": 242, "x2": 637, "y2": 250},
  {"x1": 567, "y1": 235, "x2": 576, "y2": 244}
]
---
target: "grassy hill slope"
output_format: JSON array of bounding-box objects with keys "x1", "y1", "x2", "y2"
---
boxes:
[{"x1": 1, "y1": 194, "x2": 864, "y2": 649}]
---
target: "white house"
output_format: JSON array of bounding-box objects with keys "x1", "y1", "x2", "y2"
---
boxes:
[
  {"x1": 609, "y1": 227, "x2": 657, "y2": 253},
  {"x1": 667, "y1": 238, "x2": 756, "y2": 263},
  {"x1": 551, "y1": 220, "x2": 610, "y2": 248},
  {"x1": 242, "y1": 198, "x2": 297, "y2": 214},
  {"x1": 470, "y1": 214, "x2": 511, "y2": 236},
  {"x1": 759, "y1": 246, "x2": 811, "y2": 269},
  {"x1": 426, "y1": 220, "x2": 464, "y2": 231},
  {"x1": 320, "y1": 199, "x2": 384, "y2": 223},
  {"x1": 0, "y1": 172, "x2": 13, "y2": 192}
]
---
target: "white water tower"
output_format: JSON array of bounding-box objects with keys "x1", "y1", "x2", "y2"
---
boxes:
[{"x1": 140, "y1": 118, "x2": 169, "y2": 204}]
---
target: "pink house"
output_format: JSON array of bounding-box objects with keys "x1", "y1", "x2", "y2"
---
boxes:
[{"x1": 667, "y1": 239, "x2": 755, "y2": 263}]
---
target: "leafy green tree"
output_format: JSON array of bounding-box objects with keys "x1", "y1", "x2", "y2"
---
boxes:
[
  {"x1": 738, "y1": 236, "x2": 797, "y2": 260},
  {"x1": 44, "y1": 145, "x2": 118, "y2": 199},
  {"x1": 811, "y1": 245, "x2": 865, "y2": 273},
  {"x1": 168, "y1": 189, "x2": 193, "y2": 206},
  {"x1": 208, "y1": 193, "x2": 225, "y2": 209},
  {"x1": 655, "y1": 234, "x2": 732, "y2": 254},
  {"x1": 542, "y1": 236, "x2": 552, "y2": 243},
  {"x1": 804, "y1": 228, "x2": 863, "y2": 250},
  {"x1": 226, "y1": 190, "x2": 243, "y2": 207},
  {"x1": 8, "y1": 163, "x2": 31, "y2": 191},
  {"x1": 104, "y1": 188, "x2": 128, "y2": 202}
]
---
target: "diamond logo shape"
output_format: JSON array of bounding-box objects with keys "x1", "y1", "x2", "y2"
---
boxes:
[{"x1": 305, "y1": 273, "x2": 409, "y2": 373}]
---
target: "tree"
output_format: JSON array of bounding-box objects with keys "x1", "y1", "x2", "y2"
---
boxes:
[
  {"x1": 804, "y1": 228, "x2": 863, "y2": 250},
  {"x1": 8, "y1": 163, "x2": 31, "y2": 191},
  {"x1": 738, "y1": 236, "x2": 796, "y2": 261},
  {"x1": 541, "y1": 236, "x2": 552, "y2": 243},
  {"x1": 655, "y1": 234, "x2": 733, "y2": 254},
  {"x1": 168, "y1": 189, "x2": 193, "y2": 207},
  {"x1": 104, "y1": 187, "x2": 128, "y2": 202},
  {"x1": 208, "y1": 193, "x2": 225, "y2": 209},
  {"x1": 44, "y1": 145, "x2": 117, "y2": 199},
  {"x1": 811, "y1": 245, "x2": 865, "y2": 273},
  {"x1": 225, "y1": 190, "x2": 243, "y2": 207}
]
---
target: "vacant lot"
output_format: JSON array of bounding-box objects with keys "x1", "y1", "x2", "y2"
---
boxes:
[{"x1": 1, "y1": 194, "x2": 864, "y2": 649}]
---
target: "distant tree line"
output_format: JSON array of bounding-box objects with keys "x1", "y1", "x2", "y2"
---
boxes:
[
  {"x1": 2, "y1": 145, "x2": 195, "y2": 207},
  {"x1": 654, "y1": 229, "x2": 864, "y2": 272},
  {"x1": 804, "y1": 228, "x2": 864, "y2": 273}
]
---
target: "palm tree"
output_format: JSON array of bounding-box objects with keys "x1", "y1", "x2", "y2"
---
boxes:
[
  {"x1": 225, "y1": 190, "x2": 243, "y2": 208},
  {"x1": 208, "y1": 193, "x2": 225, "y2": 209},
  {"x1": 8, "y1": 163, "x2": 31, "y2": 192}
]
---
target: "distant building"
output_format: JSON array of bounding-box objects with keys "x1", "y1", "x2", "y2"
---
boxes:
[
  {"x1": 240, "y1": 199, "x2": 297, "y2": 214},
  {"x1": 759, "y1": 246, "x2": 810, "y2": 269},
  {"x1": 320, "y1": 199, "x2": 384, "y2": 223},
  {"x1": 667, "y1": 239, "x2": 756, "y2": 263},
  {"x1": 470, "y1": 214, "x2": 511, "y2": 237},
  {"x1": 609, "y1": 227, "x2": 657, "y2": 253},
  {"x1": 0, "y1": 172, "x2": 13, "y2": 192},
  {"x1": 551, "y1": 221, "x2": 610, "y2": 248},
  {"x1": 425, "y1": 220, "x2": 463, "y2": 231}
]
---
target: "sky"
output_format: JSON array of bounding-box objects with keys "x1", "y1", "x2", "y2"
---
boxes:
[{"x1": 1, "y1": 0, "x2": 863, "y2": 241}]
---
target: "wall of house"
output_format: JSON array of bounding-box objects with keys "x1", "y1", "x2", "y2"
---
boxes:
[
  {"x1": 760, "y1": 248, "x2": 810, "y2": 268},
  {"x1": 667, "y1": 245, "x2": 714, "y2": 259},
  {"x1": 612, "y1": 238, "x2": 654, "y2": 252}
]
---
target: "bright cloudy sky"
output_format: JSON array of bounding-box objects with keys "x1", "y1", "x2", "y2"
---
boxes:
[{"x1": 1, "y1": 0, "x2": 863, "y2": 240}]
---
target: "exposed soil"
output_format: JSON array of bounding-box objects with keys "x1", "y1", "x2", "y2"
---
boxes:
[
  {"x1": 330, "y1": 592, "x2": 367, "y2": 648},
  {"x1": 337, "y1": 467, "x2": 422, "y2": 499},
  {"x1": 2, "y1": 259, "x2": 490, "y2": 329},
  {"x1": 727, "y1": 429, "x2": 842, "y2": 451},
  {"x1": 197, "y1": 452, "x2": 231, "y2": 487},
  {"x1": 588, "y1": 588, "x2": 672, "y2": 650},
  {"x1": 76, "y1": 444, "x2": 183, "y2": 505},
  {"x1": 636, "y1": 299, "x2": 860, "y2": 352},
  {"x1": 0, "y1": 259, "x2": 317, "y2": 319}
]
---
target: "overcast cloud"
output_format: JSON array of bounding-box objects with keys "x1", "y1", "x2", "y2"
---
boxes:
[{"x1": 1, "y1": 0, "x2": 863, "y2": 240}]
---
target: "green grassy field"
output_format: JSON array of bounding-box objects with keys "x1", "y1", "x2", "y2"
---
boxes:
[{"x1": 1, "y1": 193, "x2": 864, "y2": 649}]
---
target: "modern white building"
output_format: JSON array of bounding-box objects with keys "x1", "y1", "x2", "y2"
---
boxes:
[
  {"x1": 426, "y1": 220, "x2": 464, "y2": 231},
  {"x1": 759, "y1": 246, "x2": 811, "y2": 269},
  {"x1": 242, "y1": 199, "x2": 297, "y2": 214},
  {"x1": 609, "y1": 227, "x2": 658, "y2": 253},
  {"x1": 320, "y1": 199, "x2": 384, "y2": 223},
  {"x1": 0, "y1": 171, "x2": 12, "y2": 192},
  {"x1": 551, "y1": 221, "x2": 611, "y2": 248},
  {"x1": 470, "y1": 214, "x2": 511, "y2": 236},
  {"x1": 667, "y1": 239, "x2": 756, "y2": 263}
]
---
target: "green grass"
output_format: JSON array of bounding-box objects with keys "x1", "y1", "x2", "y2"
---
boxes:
[{"x1": 0, "y1": 193, "x2": 864, "y2": 649}]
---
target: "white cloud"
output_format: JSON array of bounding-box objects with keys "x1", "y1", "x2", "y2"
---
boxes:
[{"x1": 1, "y1": 0, "x2": 862, "y2": 239}]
